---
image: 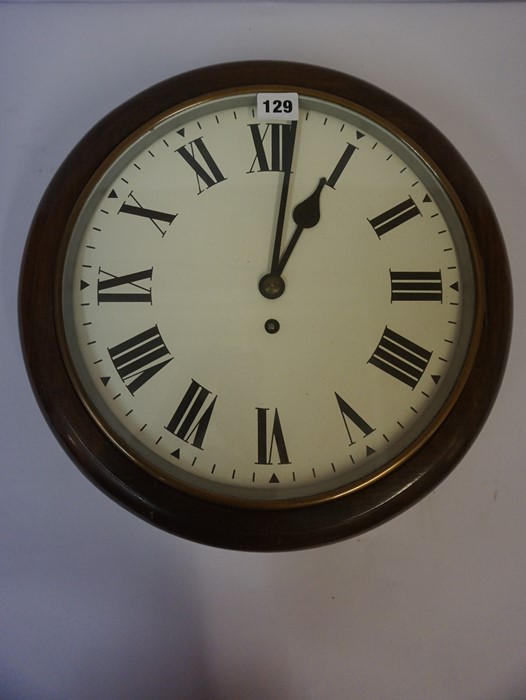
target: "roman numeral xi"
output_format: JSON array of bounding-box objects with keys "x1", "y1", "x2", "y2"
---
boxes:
[{"x1": 176, "y1": 137, "x2": 226, "y2": 194}]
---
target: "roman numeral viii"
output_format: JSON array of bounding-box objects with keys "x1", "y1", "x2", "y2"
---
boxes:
[
  {"x1": 176, "y1": 137, "x2": 226, "y2": 194},
  {"x1": 255, "y1": 407, "x2": 291, "y2": 465},
  {"x1": 247, "y1": 123, "x2": 295, "y2": 173},
  {"x1": 108, "y1": 325, "x2": 172, "y2": 395},
  {"x1": 165, "y1": 379, "x2": 217, "y2": 450},
  {"x1": 368, "y1": 327, "x2": 432, "y2": 389}
]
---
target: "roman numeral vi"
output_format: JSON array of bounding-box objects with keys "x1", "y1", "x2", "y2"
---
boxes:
[{"x1": 255, "y1": 407, "x2": 291, "y2": 465}]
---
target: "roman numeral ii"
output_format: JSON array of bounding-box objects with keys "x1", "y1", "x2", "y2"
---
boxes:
[{"x1": 368, "y1": 196, "x2": 421, "y2": 238}]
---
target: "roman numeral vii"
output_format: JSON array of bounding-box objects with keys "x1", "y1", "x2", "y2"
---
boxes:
[{"x1": 165, "y1": 379, "x2": 217, "y2": 450}]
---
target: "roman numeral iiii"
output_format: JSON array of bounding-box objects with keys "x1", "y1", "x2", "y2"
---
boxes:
[{"x1": 368, "y1": 327, "x2": 432, "y2": 389}]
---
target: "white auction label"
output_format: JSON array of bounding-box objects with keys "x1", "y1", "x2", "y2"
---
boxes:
[{"x1": 257, "y1": 93, "x2": 299, "y2": 121}]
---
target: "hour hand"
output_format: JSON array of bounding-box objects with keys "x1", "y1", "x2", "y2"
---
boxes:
[
  {"x1": 259, "y1": 176, "x2": 327, "y2": 299},
  {"x1": 276, "y1": 177, "x2": 326, "y2": 275}
]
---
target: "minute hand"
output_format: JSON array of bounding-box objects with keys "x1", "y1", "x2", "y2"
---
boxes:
[{"x1": 276, "y1": 177, "x2": 327, "y2": 275}]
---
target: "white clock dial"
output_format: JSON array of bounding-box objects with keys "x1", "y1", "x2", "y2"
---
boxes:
[{"x1": 61, "y1": 91, "x2": 477, "y2": 505}]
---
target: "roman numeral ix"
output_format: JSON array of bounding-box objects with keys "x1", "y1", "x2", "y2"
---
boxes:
[{"x1": 97, "y1": 267, "x2": 153, "y2": 303}]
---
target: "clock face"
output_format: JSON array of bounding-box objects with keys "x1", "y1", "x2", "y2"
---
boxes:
[
  {"x1": 60, "y1": 90, "x2": 479, "y2": 505},
  {"x1": 21, "y1": 61, "x2": 511, "y2": 548}
]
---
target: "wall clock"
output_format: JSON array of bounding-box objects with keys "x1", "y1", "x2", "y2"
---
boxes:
[{"x1": 20, "y1": 61, "x2": 511, "y2": 551}]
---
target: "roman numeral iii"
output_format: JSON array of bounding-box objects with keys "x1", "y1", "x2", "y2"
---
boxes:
[{"x1": 390, "y1": 270, "x2": 443, "y2": 302}]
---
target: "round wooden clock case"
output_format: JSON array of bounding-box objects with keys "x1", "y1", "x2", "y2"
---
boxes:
[{"x1": 20, "y1": 61, "x2": 512, "y2": 550}]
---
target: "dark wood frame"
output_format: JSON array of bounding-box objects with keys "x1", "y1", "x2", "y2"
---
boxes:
[{"x1": 19, "y1": 61, "x2": 512, "y2": 551}]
